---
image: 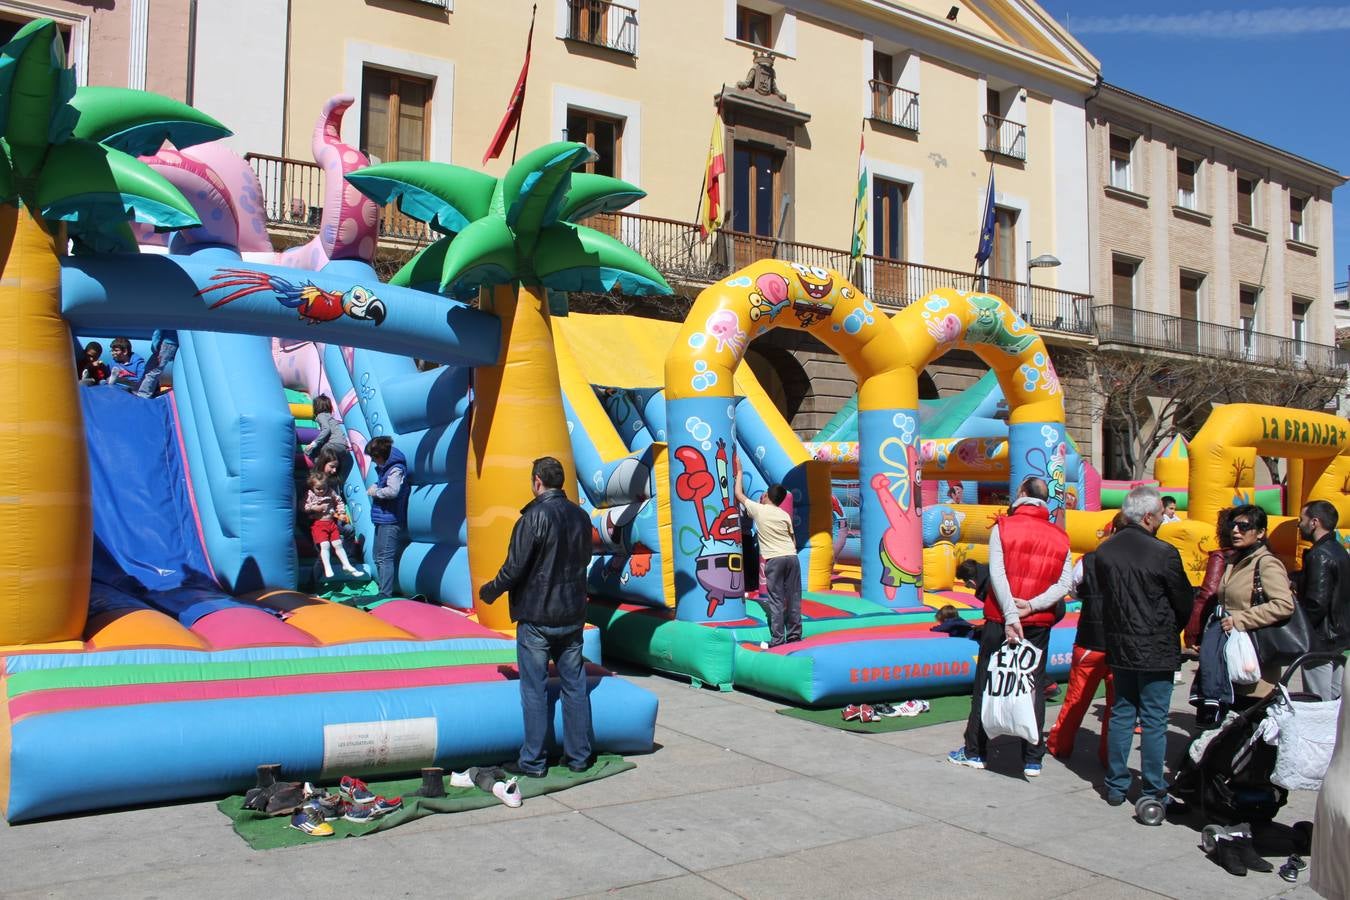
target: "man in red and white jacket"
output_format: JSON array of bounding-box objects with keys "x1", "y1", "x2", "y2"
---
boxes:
[{"x1": 949, "y1": 476, "x2": 1073, "y2": 777}]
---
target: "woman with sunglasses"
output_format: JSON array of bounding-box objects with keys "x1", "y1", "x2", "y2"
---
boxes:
[{"x1": 1216, "y1": 504, "x2": 1296, "y2": 706}]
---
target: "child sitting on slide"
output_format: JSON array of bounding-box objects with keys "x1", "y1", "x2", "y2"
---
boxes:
[{"x1": 304, "y1": 469, "x2": 362, "y2": 580}]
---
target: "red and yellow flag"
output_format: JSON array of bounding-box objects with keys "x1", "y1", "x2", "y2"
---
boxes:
[{"x1": 697, "y1": 111, "x2": 726, "y2": 239}]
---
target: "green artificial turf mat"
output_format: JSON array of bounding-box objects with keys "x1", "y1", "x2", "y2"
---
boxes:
[{"x1": 218, "y1": 754, "x2": 634, "y2": 850}]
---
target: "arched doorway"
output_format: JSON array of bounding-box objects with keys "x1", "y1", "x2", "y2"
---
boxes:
[{"x1": 745, "y1": 341, "x2": 811, "y2": 426}]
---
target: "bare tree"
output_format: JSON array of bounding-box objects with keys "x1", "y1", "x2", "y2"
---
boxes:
[
  {"x1": 1061, "y1": 350, "x2": 1228, "y2": 479},
  {"x1": 1060, "y1": 348, "x2": 1345, "y2": 481}
]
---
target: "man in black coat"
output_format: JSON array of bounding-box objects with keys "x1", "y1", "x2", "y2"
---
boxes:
[
  {"x1": 1092, "y1": 486, "x2": 1193, "y2": 807},
  {"x1": 1297, "y1": 500, "x2": 1350, "y2": 700},
  {"x1": 480, "y1": 457, "x2": 595, "y2": 776}
]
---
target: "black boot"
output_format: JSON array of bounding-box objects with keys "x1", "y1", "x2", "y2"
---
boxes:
[
  {"x1": 1235, "y1": 836, "x2": 1273, "y2": 873},
  {"x1": 1212, "y1": 837, "x2": 1248, "y2": 877},
  {"x1": 409, "y1": 767, "x2": 446, "y2": 798},
  {"x1": 255, "y1": 763, "x2": 282, "y2": 789}
]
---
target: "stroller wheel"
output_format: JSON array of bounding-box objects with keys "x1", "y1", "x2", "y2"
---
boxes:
[
  {"x1": 1201, "y1": 824, "x2": 1225, "y2": 853},
  {"x1": 1136, "y1": 796, "x2": 1166, "y2": 826}
]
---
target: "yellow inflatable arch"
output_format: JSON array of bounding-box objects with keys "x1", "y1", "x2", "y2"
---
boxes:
[{"x1": 664, "y1": 260, "x2": 1066, "y2": 619}]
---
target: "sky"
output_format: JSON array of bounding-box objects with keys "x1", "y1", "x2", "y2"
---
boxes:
[{"x1": 1048, "y1": 2, "x2": 1350, "y2": 286}]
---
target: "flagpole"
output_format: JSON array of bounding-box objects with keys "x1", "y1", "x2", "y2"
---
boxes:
[
  {"x1": 972, "y1": 161, "x2": 994, "y2": 291},
  {"x1": 849, "y1": 119, "x2": 866, "y2": 284},
  {"x1": 511, "y1": 4, "x2": 538, "y2": 165}
]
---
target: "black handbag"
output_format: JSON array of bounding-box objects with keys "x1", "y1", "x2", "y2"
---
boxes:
[{"x1": 1249, "y1": 561, "x2": 1312, "y2": 666}]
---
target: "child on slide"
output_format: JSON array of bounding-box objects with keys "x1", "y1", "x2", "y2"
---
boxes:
[{"x1": 304, "y1": 469, "x2": 362, "y2": 580}]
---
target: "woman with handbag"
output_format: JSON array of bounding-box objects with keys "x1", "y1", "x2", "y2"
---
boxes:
[{"x1": 1218, "y1": 505, "x2": 1296, "y2": 706}]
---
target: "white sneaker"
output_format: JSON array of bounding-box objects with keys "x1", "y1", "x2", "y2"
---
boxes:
[
  {"x1": 493, "y1": 778, "x2": 522, "y2": 808},
  {"x1": 343, "y1": 567, "x2": 363, "y2": 577},
  {"x1": 449, "y1": 770, "x2": 473, "y2": 788},
  {"x1": 759, "y1": 641, "x2": 770, "y2": 650}
]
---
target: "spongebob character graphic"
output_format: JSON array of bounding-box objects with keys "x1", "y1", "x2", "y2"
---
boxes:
[{"x1": 788, "y1": 264, "x2": 836, "y2": 327}]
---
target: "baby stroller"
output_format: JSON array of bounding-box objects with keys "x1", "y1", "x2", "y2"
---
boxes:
[{"x1": 1170, "y1": 652, "x2": 1340, "y2": 873}]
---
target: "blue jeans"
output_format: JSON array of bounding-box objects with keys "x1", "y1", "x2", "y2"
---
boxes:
[
  {"x1": 515, "y1": 622, "x2": 593, "y2": 773},
  {"x1": 136, "y1": 338, "x2": 178, "y2": 398},
  {"x1": 373, "y1": 523, "x2": 403, "y2": 596},
  {"x1": 1105, "y1": 668, "x2": 1173, "y2": 800}
]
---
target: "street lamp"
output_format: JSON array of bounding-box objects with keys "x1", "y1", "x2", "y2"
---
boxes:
[{"x1": 1024, "y1": 240, "x2": 1061, "y2": 325}]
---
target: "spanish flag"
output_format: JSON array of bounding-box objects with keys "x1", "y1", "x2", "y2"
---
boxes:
[
  {"x1": 697, "y1": 111, "x2": 726, "y2": 239},
  {"x1": 850, "y1": 130, "x2": 868, "y2": 260}
]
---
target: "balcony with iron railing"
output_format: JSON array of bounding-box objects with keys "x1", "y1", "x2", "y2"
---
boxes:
[
  {"x1": 983, "y1": 114, "x2": 1027, "y2": 161},
  {"x1": 1093, "y1": 305, "x2": 1350, "y2": 372},
  {"x1": 242, "y1": 151, "x2": 1095, "y2": 337},
  {"x1": 868, "y1": 80, "x2": 919, "y2": 131},
  {"x1": 565, "y1": 0, "x2": 638, "y2": 55},
  {"x1": 245, "y1": 152, "x2": 435, "y2": 243}
]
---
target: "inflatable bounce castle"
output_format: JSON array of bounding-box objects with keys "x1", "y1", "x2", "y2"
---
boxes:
[{"x1": 6, "y1": 18, "x2": 1350, "y2": 823}]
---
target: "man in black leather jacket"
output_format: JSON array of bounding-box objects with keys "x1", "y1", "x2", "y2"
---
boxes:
[
  {"x1": 1297, "y1": 500, "x2": 1349, "y2": 700},
  {"x1": 480, "y1": 457, "x2": 595, "y2": 776},
  {"x1": 1093, "y1": 486, "x2": 1193, "y2": 807}
]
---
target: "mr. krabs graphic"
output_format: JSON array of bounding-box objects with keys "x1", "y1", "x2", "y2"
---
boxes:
[
  {"x1": 674, "y1": 439, "x2": 743, "y2": 616},
  {"x1": 197, "y1": 268, "x2": 387, "y2": 326}
]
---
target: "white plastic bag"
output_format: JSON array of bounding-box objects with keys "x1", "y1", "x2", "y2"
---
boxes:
[
  {"x1": 1225, "y1": 629, "x2": 1261, "y2": 685},
  {"x1": 1268, "y1": 687, "x2": 1341, "y2": 791},
  {"x1": 980, "y1": 639, "x2": 1042, "y2": 743}
]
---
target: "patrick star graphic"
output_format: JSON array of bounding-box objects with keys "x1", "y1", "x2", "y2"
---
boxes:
[{"x1": 871, "y1": 447, "x2": 922, "y2": 600}]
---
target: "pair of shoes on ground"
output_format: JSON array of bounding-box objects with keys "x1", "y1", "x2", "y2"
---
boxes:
[
  {"x1": 449, "y1": 767, "x2": 523, "y2": 808},
  {"x1": 336, "y1": 776, "x2": 402, "y2": 822},
  {"x1": 947, "y1": 747, "x2": 1041, "y2": 777},
  {"x1": 1208, "y1": 827, "x2": 1274, "y2": 877},
  {"x1": 870, "y1": 700, "x2": 930, "y2": 718},
  {"x1": 1279, "y1": 854, "x2": 1309, "y2": 883},
  {"x1": 842, "y1": 703, "x2": 880, "y2": 723}
]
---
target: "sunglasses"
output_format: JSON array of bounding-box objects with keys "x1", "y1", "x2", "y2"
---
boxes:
[{"x1": 1230, "y1": 520, "x2": 1258, "y2": 533}]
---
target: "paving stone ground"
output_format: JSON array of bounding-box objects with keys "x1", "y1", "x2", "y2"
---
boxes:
[{"x1": 0, "y1": 660, "x2": 1326, "y2": 899}]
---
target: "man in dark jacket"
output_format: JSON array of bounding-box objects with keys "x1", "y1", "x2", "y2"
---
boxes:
[
  {"x1": 480, "y1": 457, "x2": 595, "y2": 776},
  {"x1": 1297, "y1": 500, "x2": 1349, "y2": 700},
  {"x1": 1092, "y1": 486, "x2": 1193, "y2": 807}
]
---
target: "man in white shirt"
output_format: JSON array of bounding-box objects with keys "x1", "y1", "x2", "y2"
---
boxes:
[{"x1": 734, "y1": 461, "x2": 801, "y2": 647}]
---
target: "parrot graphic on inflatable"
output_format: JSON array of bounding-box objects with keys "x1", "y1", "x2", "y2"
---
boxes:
[{"x1": 197, "y1": 268, "x2": 387, "y2": 326}]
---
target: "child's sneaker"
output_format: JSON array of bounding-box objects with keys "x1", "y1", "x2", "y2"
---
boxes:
[
  {"x1": 449, "y1": 770, "x2": 474, "y2": 789},
  {"x1": 339, "y1": 775, "x2": 376, "y2": 804},
  {"x1": 343, "y1": 802, "x2": 378, "y2": 823},
  {"x1": 1024, "y1": 763, "x2": 1043, "y2": 777},
  {"x1": 894, "y1": 700, "x2": 928, "y2": 717},
  {"x1": 289, "y1": 803, "x2": 334, "y2": 836},
  {"x1": 947, "y1": 748, "x2": 985, "y2": 769},
  {"x1": 368, "y1": 795, "x2": 403, "y2": 818},
  {"x1": 492, "y1": 778, "x2": 522, "y2": 808}
]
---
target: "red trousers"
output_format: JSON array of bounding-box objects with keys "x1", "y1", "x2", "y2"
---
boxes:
[{"x1": 1047, "y1": 645, "x2": 1115, "y2": 764}]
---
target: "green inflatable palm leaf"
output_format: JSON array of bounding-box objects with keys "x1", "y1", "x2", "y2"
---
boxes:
[
  {"x1": 0, "y1": 19, "x2": 76, "y2": 177},
  {"x1": 39, "y1": 141, "x2": 201, "y2": 244},
  {"x1": 390, "y1": 237, "x2": 451, "y2": 291},
  {"x1": 70, "y1": 87, "x2": 231, "y2": 155},
  {"x1": 439, "y1": 216, "x2": 519, "y2": 297},
  {"x1": 534, "y1": 223, "x2": 671, "y2": 296},
  {"x1": 346, "y1": 161, "x2": 496, "y2": 234},
  {"x1": 558, "y1": 174, "x2": 646, "y2": 223},
  {"x1": 500, "y1": 141, "x2": 594, "y2": 245}
]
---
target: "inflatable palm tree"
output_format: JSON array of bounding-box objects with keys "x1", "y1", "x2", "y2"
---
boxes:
[
  {"x1": 0, "y1": 19, "x2": 227, "y2": 644},
  {"x1": 348, "y1": 143, "x2": 670, "y2": 627}
]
